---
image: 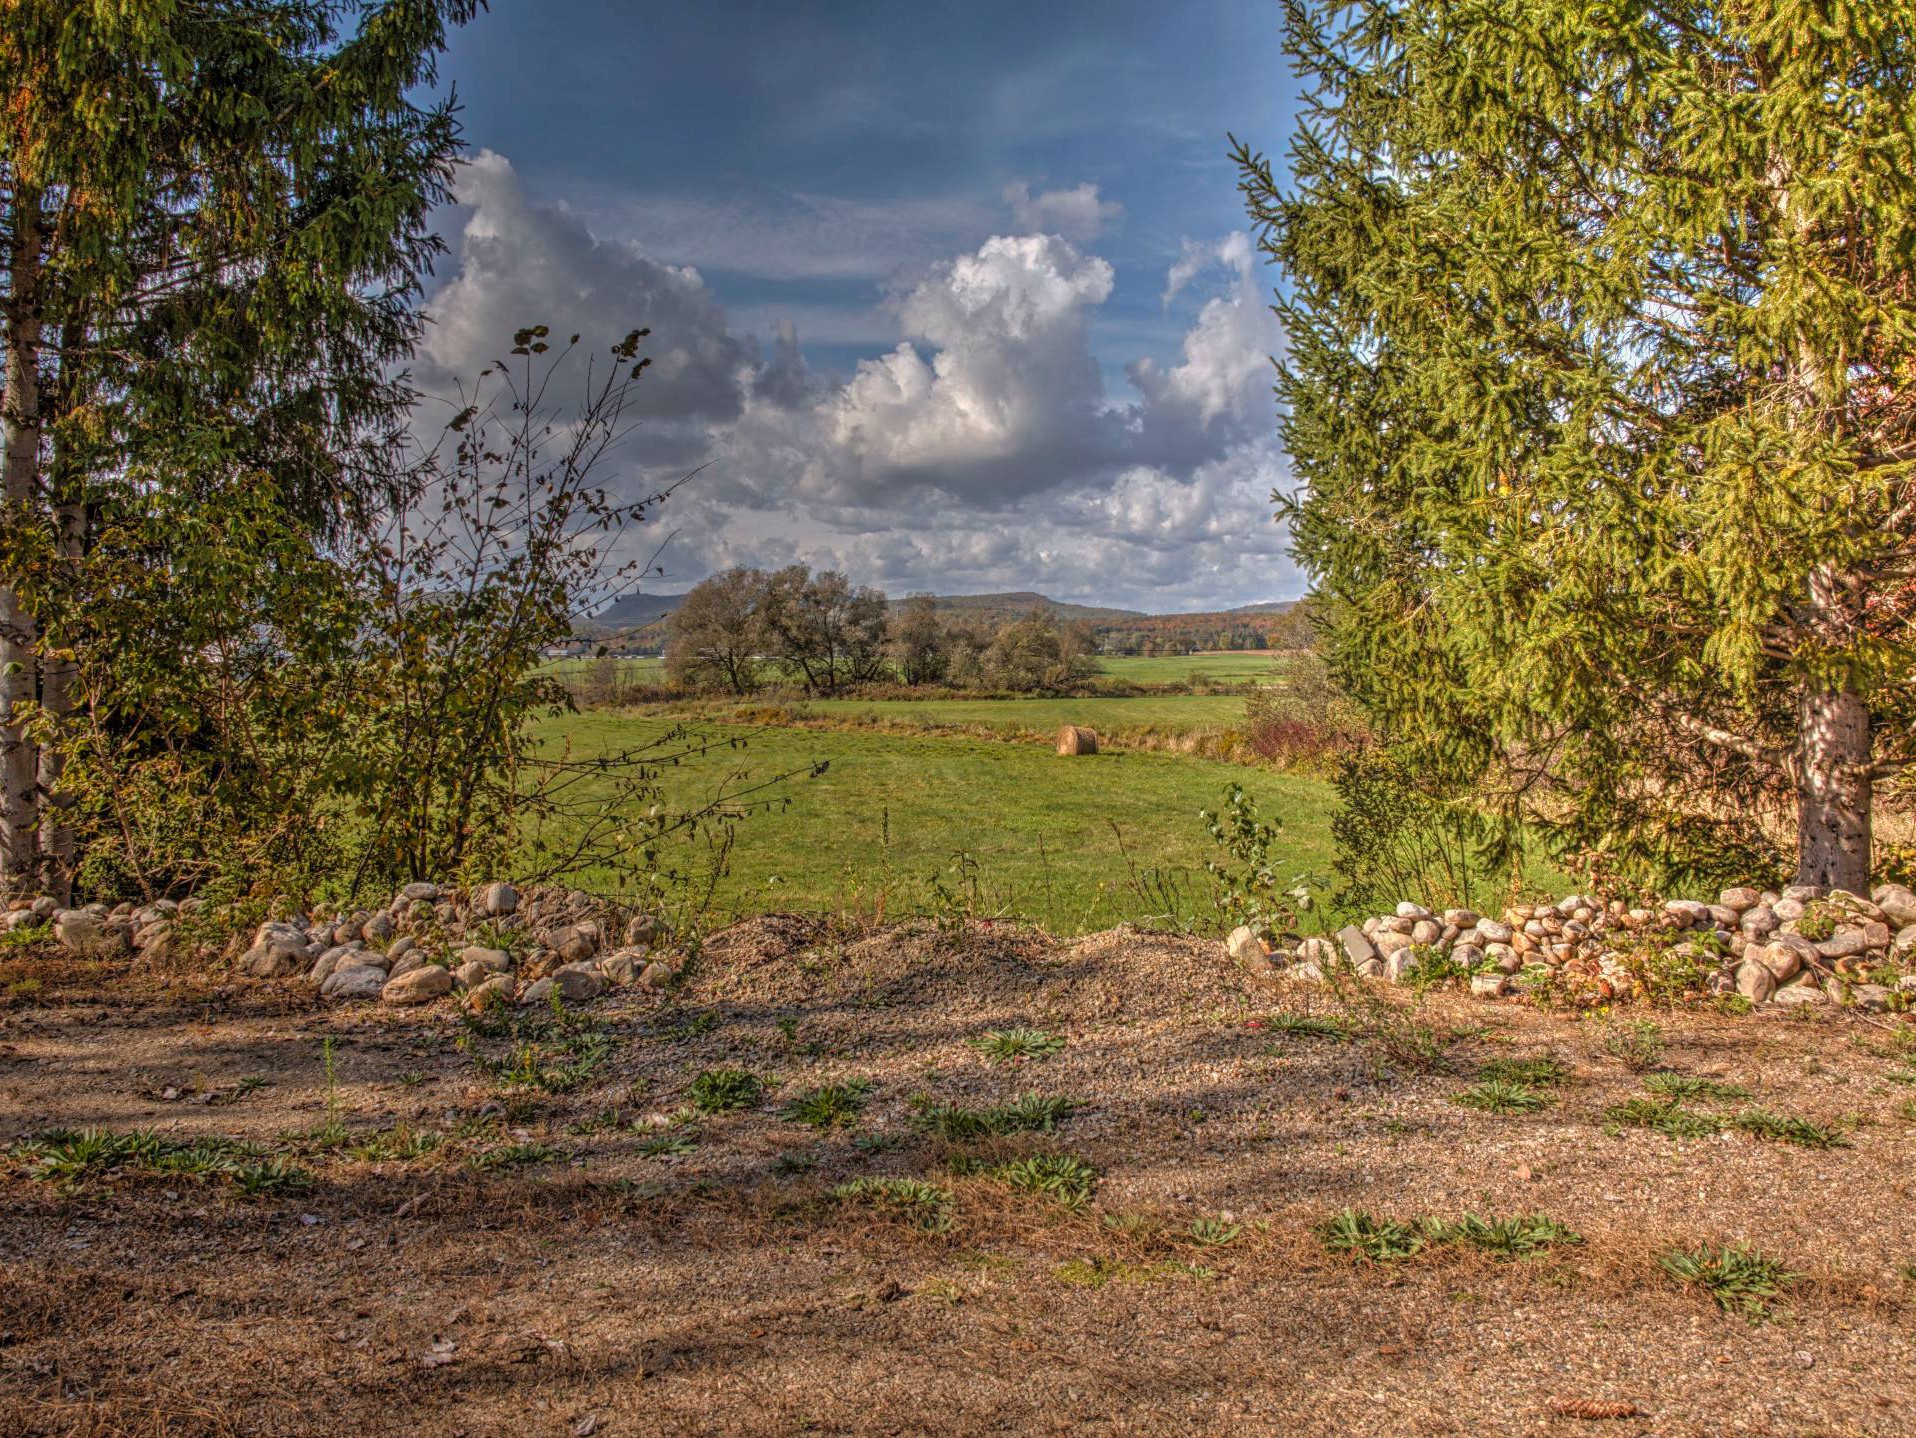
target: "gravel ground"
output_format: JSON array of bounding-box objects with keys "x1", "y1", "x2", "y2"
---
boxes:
[{"x1": 2, "y1": 917, "x2": 1913, "y2": 1437}]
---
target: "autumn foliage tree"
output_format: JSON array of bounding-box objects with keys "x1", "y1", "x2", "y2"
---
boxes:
[{"x1": 1241, "y1": 0, "x2": 1916, "y2": 892}]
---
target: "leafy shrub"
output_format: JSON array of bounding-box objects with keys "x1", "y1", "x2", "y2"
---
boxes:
[
  {"x1": 1201, "y1": 784, "x2": 1322, "y2": 940},
  {"x1": 1328, "y1": 747, "x2": 1485, "y2": 914}
]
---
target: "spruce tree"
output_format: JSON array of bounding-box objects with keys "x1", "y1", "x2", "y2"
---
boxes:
[
  {"x1": 0, "y1": 0, "x2": 481, "y2": 896},
  {"x1": 1239, "y1": 1, "x2": 1916, "y2": 893}
]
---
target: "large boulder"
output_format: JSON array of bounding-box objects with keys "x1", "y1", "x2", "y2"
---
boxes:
[
  {"x1": 1872, "y1": 884, "x2": 1916, "y2": 929},
  {"x1": 547, "y1": 923, "x2": 601, "y2": 965},
  {"x1": 1734, "y1": 960, "x2": 1777, "y2": 1005},
  {"x1": 464, "y1": 973, "x2": 516, "y2": 1013},
  {"x1": 1226, "y1": 927, "x2": 1272, "y2": 974},
  {"x1": 53, "y1": 909, "x2": 132, "y2": 960},
  {"x1": 321, "y1": 965, "x2": 387, "y2": 1003},
  {"x1": 624, "y1": 913, "x2": 671, "y2": 947},
  {"x1": 1334, "y1": 925, "x2": 1377, "y2": 967},
  {"x1": 598, "y1": 949, "x2": 646, "y2": 986},
  {"x1": 1747, "y1": 942, "x2": 1802, "y2": 985},
  {"x1": 521, "y1": 965, "x2": 603, "y2": 1006},
  {"x1": 382, "y1": 965, "x2": 453, "y2": 1005},
  {"x1": 238, "y1": 921, "x2": 309, "y2": 978}
]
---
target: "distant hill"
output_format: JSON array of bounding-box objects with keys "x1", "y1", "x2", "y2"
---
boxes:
[
  {"x1": 578, "y1": 584, "x2": 1309, "y2": 655},
  {"x1": 908, "y1": 591, "x2": 1148, "y2": 626},
  {"x1": 586, "y1": 591, "x2": 687, "y2": 631}
]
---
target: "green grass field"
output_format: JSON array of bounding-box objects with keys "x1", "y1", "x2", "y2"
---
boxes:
[
  {"x1": 804, "y1": 692, "x2": 1245, "y2": 738},
  {"x1": 1093, "y1": 651, "x2": 1285, "y2": 685},
  {"x1": 541, "y1": 655, "x2": 665, "y2": 686},
  {"x1": 532, "y1": 711, "x2": 1336, "y2": 934}
]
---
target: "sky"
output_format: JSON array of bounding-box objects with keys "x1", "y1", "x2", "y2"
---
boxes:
[{"x1": 417, "y1": 0, "x2": 1305, "y2": 611}]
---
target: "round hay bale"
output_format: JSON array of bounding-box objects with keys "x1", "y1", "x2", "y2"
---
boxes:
[{"x1": 1056, "y1": 725, "x2": 1098, "y2": 756}]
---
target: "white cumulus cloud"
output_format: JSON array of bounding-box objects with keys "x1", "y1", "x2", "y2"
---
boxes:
[{"x1": 1002, "y1": 180, "x2": 1123, "y2": 242}]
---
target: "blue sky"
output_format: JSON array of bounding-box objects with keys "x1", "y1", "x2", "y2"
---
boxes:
[{"x1": 418, "y1": 0, "x2": 1306, "y2": 610}]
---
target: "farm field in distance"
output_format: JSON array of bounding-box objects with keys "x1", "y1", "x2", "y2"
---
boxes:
[
  {"x1": 531, "y1": 709, "x2": 1338, "y2": 932},
  {"x1": 802, "y1": 692, "x2": 1244, "y2": 737}
]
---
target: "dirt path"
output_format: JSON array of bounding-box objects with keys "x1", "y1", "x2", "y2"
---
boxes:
[{"x1": 3, "y1": 919, "x2": 1913, "y2": 1436}]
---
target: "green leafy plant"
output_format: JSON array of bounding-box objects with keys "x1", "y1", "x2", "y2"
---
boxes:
[
  {"x1": 1602, "y1": 1097, "x2": 1725, "y2": 1139},
  {"x1": 1264, "y1": 1011, "x2": 1356, "y2": 1042},
  {"x1": 467, "y1": 1141, "x2": 560, "y2": 1171},
  {"x1": 1479, "y1": 1055, "x2": 1571, "y2": 1087},
  {"x1": 1201, "y1": 784, "x2": 1318, "y2": 939},
  {"x1": 347, "y1": 1124, "x2": 441, "y2": 1163},
  {"x1": 1644, "y1": 1073, "x2": 1752, "y2": 1102},
  {"x1": 967, "y1": 1028, "x2": 1066, "y2": 1064},
  {"x1": 831, "y1": 1176, "x2": 955, "y2": 1232},
  {"x1": 990, "y1": 1153, "x2": 1099, "y2": 1209},
  {"x1": 911, "y1": 1093, "x2": 1076, "y2": 1140},
  {"x1": 1435, "y1": 1213, "x2": 1582, "y2": 1259},
  {"x1": 1317, "y1": 1208, "x2": 1428, "y2": 1263},
  {"x1": 687, "y1": 1067, "x2": 764, "y2": 1114},
  {"x1": 9, "y1": 1127, "x2": 309, "y2": 1197},
  {"x1": 779, "y1": 1080, "x2": 874, "y2": 1129},
  {"x1": 639, "y1": 1130, "x2": 698, "y2": 1159},
  {"x1": 1183, "y1": 1218, "x2": 1243, "y2": 1248},
  {"x1": 1729, "y1": 1109, "x2": 1848, "y2": 1150},
  {"x1": 1601, "y1": 1019, "x2": 1665, "y2": 1073},
  {"x1": 1451, "y1": 1079, "x2": 1549, "y2": 1115},
  {"x1": 230, "y1": 1156, "x2": 314, "y2": 1196},
  {"x1": 1659, "y1": 1243, "x2": 1800, "y2": 1321}
]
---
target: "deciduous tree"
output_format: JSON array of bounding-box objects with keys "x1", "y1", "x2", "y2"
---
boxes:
[{"x1": 665, "y1": 568, "x2": 767, "y2": 696}]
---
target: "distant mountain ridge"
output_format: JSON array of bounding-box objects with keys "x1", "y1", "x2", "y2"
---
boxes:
[{"x1": 587, "y1": 588, "x2": 1296, "y2": 634}]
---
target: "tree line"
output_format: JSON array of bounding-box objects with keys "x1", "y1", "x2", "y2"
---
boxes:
[{"x1": 664, "y1": 568, "x2": 1099, "y2": 696}]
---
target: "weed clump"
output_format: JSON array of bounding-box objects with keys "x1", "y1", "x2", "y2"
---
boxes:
[
  {"x1": 1318, "y1": 1208, "x2": 1582, "y2": 1264},
  {"x1": 968, "y1": 1028, "x2": 1066, "y2": 1064},
  {"x1": 1659, "y1": 1243, "x2": 1799, "y2": 1321},
  {"x1": 687, "y1": 1067, "x2": 764, "y2": 1114},
  {"x1": 985, "y1": 1153, "x2": 1099, "y2": 1208},
  {"x1": 912, "y1": 1092, "x2": 1076, "y2": 1139},
  {"x1": 10, "y1": 1128, "x2": 311, "y2": 1196},
  {"x1": 831, "y1": 1176, "x2": 954, "y2": 1232},
  {"x1": 1451, "y1": 1079, "x2": 1550, "y2": 1115},
  {"x1": 780, "y1": 1080, "x2": 874, "y2": 1129}
]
